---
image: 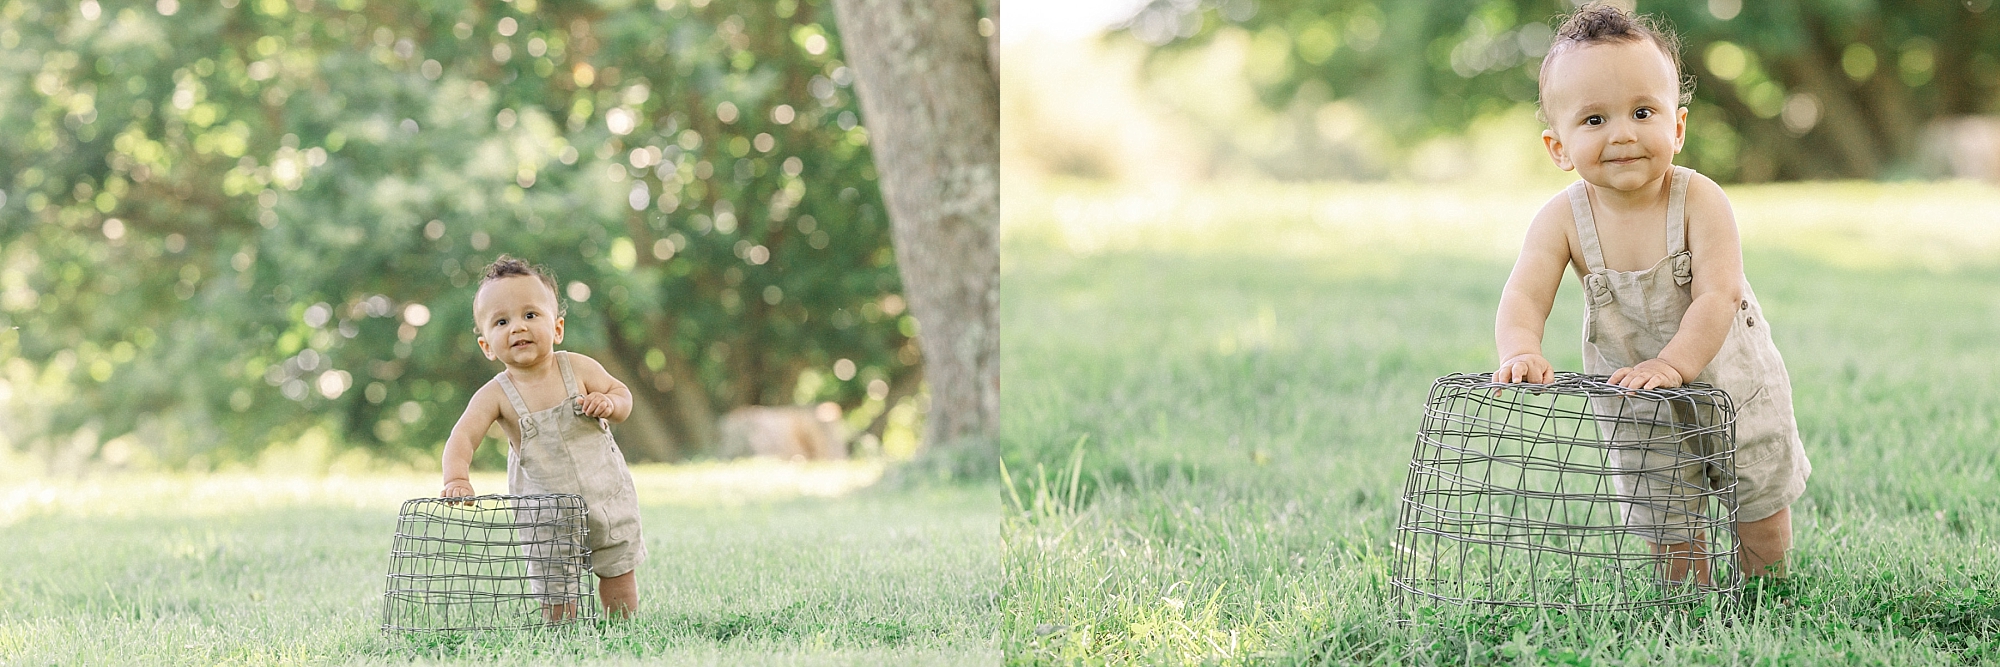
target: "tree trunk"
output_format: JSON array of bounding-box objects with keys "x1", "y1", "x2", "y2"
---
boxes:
[
  {"x1": 1779, "y1": 33, "x2": 1883, "y2": 178},
  {"x1": 592, "y1": 337, "x2": 680, "y2": 462},
  {"x1": 983, "y1": 0, "x2": 998, "y2": 83},
  {"x1": 828, "y1": 0, "x2": 1000, "y2": 449},
  {"x1": 603, "y1": 315, "x2": 719, "y2": 460},
  {"x1": 657, "y1": 329, "x2": 719, "y2": 454}
]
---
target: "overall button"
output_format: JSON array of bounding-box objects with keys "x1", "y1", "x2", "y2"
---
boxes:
[
  {"x1": 1740, "y1": 300, "x2": 1749, "y2": 310},
  {"x1": 1746, "y1": 317, "x2": 1756, "y2": 327}
]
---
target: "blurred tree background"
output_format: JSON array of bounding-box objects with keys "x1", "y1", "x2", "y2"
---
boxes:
[
  {"x1": 1108, "y1": 0, "x2": 2000, "y2": 182},
  {"x1": 0, "y1": 0, "x2": 925, "y2": 470}
]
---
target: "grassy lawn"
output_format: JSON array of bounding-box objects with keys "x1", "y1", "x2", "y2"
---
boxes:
[
  {"x1": 0, "y1": 460, "x2": 999, "y2": 665},
  {"x1": 1000, "y1": 179, "x2": 2000, "y2": 664}
]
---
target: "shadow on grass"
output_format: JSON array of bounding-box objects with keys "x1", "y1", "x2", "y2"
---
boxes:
[
  {"x1": 1753, "y1": 575, "x2": 2000, "y2": 663},
  {"x1": 679, "y1": 603, "x2": 934, "y2": 645},
  {"x1": 376, "y1": 604, "x2": 942, "y2": 659},
  {"x1": 374, "y1": 623, "x2": 607, "y2": 660},
  {"x1": 1293, "y1": 577, "x2": 2000, "y2": 666},
  {"x1": 871, "y1": 436, "x2": 1002, "y2": 492}
]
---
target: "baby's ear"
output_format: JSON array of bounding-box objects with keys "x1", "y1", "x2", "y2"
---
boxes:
[
  {"x1": 1672, "y1": 106, "x2": 1689, "y2": 154},
  {"x1": 477, "y1": 335, "x2": 496, "y2": 360},
  {"x1": 1542, "y1": 129, "x2": 1574, "y2": 171},
  {"x1": 553, "y1": 316, "x2": 564, "y2": 345}
]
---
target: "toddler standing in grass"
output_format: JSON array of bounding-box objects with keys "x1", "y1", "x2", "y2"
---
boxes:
[
  {"x1": 440, "y1": 255, "x2": 648, "y2": 618},
  {"x1": 1491, "y1": 4, "x2": 1811, "y2": 582}
]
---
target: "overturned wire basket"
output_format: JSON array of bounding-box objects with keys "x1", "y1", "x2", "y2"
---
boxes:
[
  {"x1": 1392, "y1": 372, "x2": 1743, "y2": 613},
  {"x1": 383, "y1": 494, "x2": 598, "y2": 632}
]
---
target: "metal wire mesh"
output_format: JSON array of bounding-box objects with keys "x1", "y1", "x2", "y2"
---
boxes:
[
  {"x1": 383, "y1": 494, "x2": 598, "y2": 632},
  {"x1": 1392, "y1": 372, "x2": 1743, "y2": 613}
]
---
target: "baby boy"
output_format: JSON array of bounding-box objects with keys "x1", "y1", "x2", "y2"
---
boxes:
[{"x1": 440, "y1": 255, "x2": 648, "y2": 618}]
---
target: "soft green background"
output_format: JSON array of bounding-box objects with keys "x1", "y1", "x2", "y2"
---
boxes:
[{"x1": 1107, "y1": 0, "x2": 2000, "y2": 182}]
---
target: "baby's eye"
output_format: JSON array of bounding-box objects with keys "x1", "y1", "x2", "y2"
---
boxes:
[
  {"x1": 525, "y1": 312, "x2": 536, "y2": 319},
  {"x1": 1634, "y1": 108, "x2": 1654, "y2": 120},
  {"x1": 1585, "y1": 115, "x2": 1604, "y2": 126},
  {"x1": 495, "y1": 318, "x2": 507, "y2": 326}
]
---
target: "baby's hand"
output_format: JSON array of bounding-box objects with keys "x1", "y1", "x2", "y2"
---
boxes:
[
  {"x1": 577, "y1": 392, "x2": 616, "y2": 418},
  {"x1": 1608, "y1": 359, "x2": 1683, "y2": 390},
  {"x1": 1493, "y1": 353, "x2": 1554, "y2": 384},
  {"x1": 442, "y1": 479, "x2": 475, "y2": 500}
]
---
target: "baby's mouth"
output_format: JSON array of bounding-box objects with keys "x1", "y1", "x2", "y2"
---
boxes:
[{"x1": 512, "y1": 340, "x2": 533, "y2": 349}]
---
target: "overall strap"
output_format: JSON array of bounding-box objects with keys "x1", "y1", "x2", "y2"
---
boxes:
[
  {"x1": 495, "y1": 371, "x2": 532, "y2": 416},
  {"x1": 1565, "y1": 179, "x2": 1607, "y2": 273},
  {"x1": 1665, "y1": 166, "x2": 1694, "y2": 256},
  {"x1": 556, "y1": 351, "x2": 582, "y2": 397}
]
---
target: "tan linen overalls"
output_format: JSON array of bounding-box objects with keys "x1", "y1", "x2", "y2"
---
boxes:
[
  {"x1": 1572, "y1": 167, "x2": 1811, "y2": 542},
  {"x1": 497, "y1": 351, "x2": 648, "y2": 595}
]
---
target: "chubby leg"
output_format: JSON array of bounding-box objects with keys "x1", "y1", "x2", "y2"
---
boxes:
[
  {"x1": 599, "y1": 570, "x2": 639, "y2": 619},
  {"x1": 1649, "y1": 531, "x2": 1713, "y2": 587},
  {"x1": 529, "y1": 555, "x2": 581, "y2": 623},
  {"x1": 1737, "y1": 506, "x2": 1791, "y2": 577},
  {"x1": 542, "y1": 600, "x2": 579, "y2": 622}
]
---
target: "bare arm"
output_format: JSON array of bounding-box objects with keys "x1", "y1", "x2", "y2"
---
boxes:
[
  {"x1": 441, "y1": 382, "x2": 503, "y2": 497},
  {"x1": 1494, "y1": 196, "x2": 1576, "y2": 383},
  {"x1": 567, "y1": 352, "x2": 633, "y2": 423},
  {"x1": 1654, "y1": 175, "x2": 1745, "y2": 380}
]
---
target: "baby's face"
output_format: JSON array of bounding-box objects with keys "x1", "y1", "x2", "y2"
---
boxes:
[
  {"x1": 1539, "y1": 39, "x2": 1686, "y2": 192},
  {"x1": 473, "y1": 275, "x2": 563, "y2": 368}
]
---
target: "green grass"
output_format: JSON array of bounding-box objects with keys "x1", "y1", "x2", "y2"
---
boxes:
[
  {"x1": 1000, "y1": 180, "x2": 2000, "y2": 664},
  {"x1": 0, "y1": 461, "x2": 999, "y2": 665}
]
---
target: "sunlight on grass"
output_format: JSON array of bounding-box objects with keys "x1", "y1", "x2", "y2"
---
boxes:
[
  {"x1": 0, "y1": 455, "x2": 994, "y2": 665},
  {"x1": 631, "y1": 459, "x2": 885, "y2": 506},
  {"x1": 0, "y1": 455, "x2": 886, "y2": 526},
  {"x1": 1006, "y1": 178, "x2": 2000, "y2": 272}
]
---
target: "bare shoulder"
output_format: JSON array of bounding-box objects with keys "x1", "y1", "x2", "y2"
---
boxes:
[
  {"x1": 562, "y1": 351, "x2": 628, "y2": 392},
  {"x1": 470, "y1": 377, "x2": 506, "y2": 412},
  {"x1": 1681, "y1": 171, "x2": 1744, "y2": 270},
  {"x1": 562, "y1": 351, "x2": 611, "y2": 376},
  {"x1": 1530, "y1": 188, "x2": 1577, "y2": 231},
  {"x1": 1522, "y1": 188, "x2": 1578, "y2": 257},
  {"x1": 461, "y1": 376, "x2": 509, "y2": 423},
  {"x1": 1683, "y1": 171, "x2": 1738, "y2": 227}
]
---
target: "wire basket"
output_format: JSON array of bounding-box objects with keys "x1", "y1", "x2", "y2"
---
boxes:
[
  {"x1": 383, "y1": 494, "x2": 598, "y2": 632},
  {"x1": 1392, "y1": 372, "x2": 1743, "y2": 613}
]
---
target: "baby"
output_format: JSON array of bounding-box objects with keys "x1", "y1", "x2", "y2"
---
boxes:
[
  {"x1": 1492, "y1": 5, "x2": 1811, "y2": 582},
  {"x1": 441, "y1": 255, "x2": 648, "y2": 618}
]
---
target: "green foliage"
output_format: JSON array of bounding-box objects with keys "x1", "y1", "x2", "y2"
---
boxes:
[
  {"x1": 1114, "y1": 0, "x2": 2000, "y2": 181},
  {"x1": 0, "y1": 0, "x2": 920, "y2": 465}
]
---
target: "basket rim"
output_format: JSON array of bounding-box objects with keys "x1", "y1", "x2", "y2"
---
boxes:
[{"x1": 1434, "y1": 371, "x2": 1733, "y2": 403}]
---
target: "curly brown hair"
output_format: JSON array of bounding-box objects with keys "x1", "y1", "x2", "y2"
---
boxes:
[
  {"x1": 1537, "y1": 3, "x2": 1694, "y2": 117},
  {"x1": 478, "y1": 254, "x2": 563, "y2": 314}
]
